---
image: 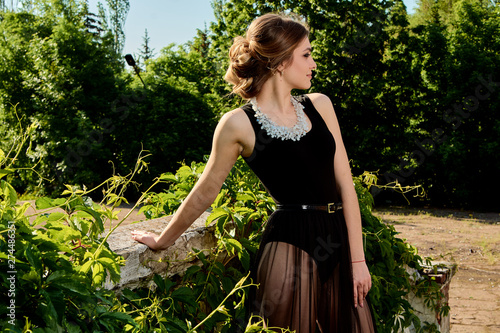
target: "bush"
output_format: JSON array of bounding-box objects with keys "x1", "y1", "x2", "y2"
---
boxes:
[{"x1": 0, "y1": 125, "x2": 139, "y2": 331}]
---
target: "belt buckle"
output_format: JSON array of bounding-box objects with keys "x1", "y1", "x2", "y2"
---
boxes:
[
  {"x1": 327, "y1": 203, "x2": 342, "y2": 213},
  {"x1": 327, "y1": 203, "x2": 336, "y2": 213}
]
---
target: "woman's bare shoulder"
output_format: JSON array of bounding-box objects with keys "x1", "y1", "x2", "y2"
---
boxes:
[
  {"x1": 215, "y1": 107, "x2": 254, "y2": 154},
  {"x1": 306, "y1": 93, "x2": 334, "y2": 110},
  {"x1": 306, "y1": 93, "x2": 336, "y2": 120},
  {"x1": 218, "y1": 107, "x2": 251, "y2": 131}
]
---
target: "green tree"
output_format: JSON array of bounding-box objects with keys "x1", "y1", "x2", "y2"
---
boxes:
[
  {"x1": 0, "y1": 0, "x2": 124, "y2": 195},
  {"x1": 207, "y1": 0, "x2": 500, "y2": 210},
  {"x1": 137, "y1": 28, "x2": 155, "y2": 63},
  {"x1": 389, "y1": 0, "x2": 500, "y2": 209},
  {"x1": 111, "y1": 52, "x2": 218, "y2": 195},
  {"x1": 101, "y1": 0, "x2": 130, "y2": 54}
]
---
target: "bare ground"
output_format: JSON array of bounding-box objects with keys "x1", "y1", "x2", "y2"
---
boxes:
[{"x1": 373, "y1": 207, "x2": 500, "y2": 333}]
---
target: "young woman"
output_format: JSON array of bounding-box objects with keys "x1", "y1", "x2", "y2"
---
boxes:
[{"x1": 132, "y1": 13, "x2": 376, "y2": 332}]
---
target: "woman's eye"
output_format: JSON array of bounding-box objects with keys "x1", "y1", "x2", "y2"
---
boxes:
[{"x1": 304, "y1": 53, "x2": 311, "y2": 58}]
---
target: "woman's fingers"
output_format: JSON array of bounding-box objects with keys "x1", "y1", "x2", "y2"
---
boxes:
[
  {"x1": 354, "y1": 282, "x2": 370, "y2": 308},
  {"x1": 358, "y1": 284, "x2": 365, "y2": 308},
  {"x1": 131, "y1": 230, "x2": 159, "y2": 249},
  {"x1": 354, "y1": 284, "x2": 359, "y2": 308},
  {"x1": 131, "y1": 230, "x2": 148, "y2": 238}
]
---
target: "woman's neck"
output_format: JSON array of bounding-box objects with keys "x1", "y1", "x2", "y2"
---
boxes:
[{"x1": 256, "y1": 76, "x2": 294, "y2": 115}]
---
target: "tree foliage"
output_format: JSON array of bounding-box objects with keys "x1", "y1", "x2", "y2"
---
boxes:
[
  {"x1": 0, "y1": 0, "x2": 221, "y2": 200},
  {"x1": 400, "y1": 0, "x2": 500, "y2": 208},
  {"x1": 0, "y1": 0, "x2": 124, "y2": 195}
]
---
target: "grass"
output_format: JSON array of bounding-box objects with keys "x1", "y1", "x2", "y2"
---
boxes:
[{"x1": 477, "y1": 235, "x2": 500, "y2": 265}]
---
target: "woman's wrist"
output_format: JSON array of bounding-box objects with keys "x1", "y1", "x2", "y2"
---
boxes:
[{"x1": 352, "y1": 259, "x2": 366, "y2": 263}]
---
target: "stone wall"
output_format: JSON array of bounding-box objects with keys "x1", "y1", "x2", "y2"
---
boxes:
[{"x1": 105, "y1": 211, "x2": 217, "y2": 290}]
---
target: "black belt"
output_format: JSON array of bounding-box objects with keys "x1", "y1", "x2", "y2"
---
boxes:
[{"x1": 276, "y1": 203, "x2": 343, "y2": 213}]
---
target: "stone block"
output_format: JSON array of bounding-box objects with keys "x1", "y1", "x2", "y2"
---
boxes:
[
  {"x1": 404, "y1": 262, "x2": 457, "y2": 333},
  {"x1": 105, "y1": 211, "x2": 216, "y2": 290}
]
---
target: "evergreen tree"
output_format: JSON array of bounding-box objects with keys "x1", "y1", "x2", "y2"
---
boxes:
[{"x1": 138, "y1": 28, "x2": 155, "y2": 63}]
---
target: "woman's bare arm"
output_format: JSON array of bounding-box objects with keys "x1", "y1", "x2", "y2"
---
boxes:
[
  {"x1": 131, "y1": 109, "x2": 252, "y2": 250},
  {"x1": 309, "y1": 93, "x2": 371, "y2": 309}
]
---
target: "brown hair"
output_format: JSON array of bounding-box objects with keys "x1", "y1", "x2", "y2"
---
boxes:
[{"x1": 224, "y1": 13, "x2": 310, "y2": 99}]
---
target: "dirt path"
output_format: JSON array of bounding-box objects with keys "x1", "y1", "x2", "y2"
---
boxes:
[{"x1": 373, "y1": 207, "x2": 500, "y2": 333}]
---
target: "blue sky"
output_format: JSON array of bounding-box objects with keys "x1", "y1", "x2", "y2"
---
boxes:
[{"x1": 88, "y1": 0, "x2": 418, "y2": 57}]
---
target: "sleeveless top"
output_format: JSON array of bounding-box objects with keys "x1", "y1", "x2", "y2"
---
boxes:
[{"x1": 241, "y1": 94, "x2": 339, "y2": 205}]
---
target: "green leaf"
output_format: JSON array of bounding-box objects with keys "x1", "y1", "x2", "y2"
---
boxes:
[
  {"x1": 212, "y1": 189, "x2": 229, "y2": 208},
  {"x1": 236, "y1": 192, "x2": 255, "y2": 201},
  {"x1": 35, "y1": 197, "x2": 66, "y2": 210},
  {"x1": 1, "y1": 180, "x2": 17, "y2": 205},
  {"x1": 22, "y1": 268, "x2": 41, "y2": 284},
  {"x1": 97, "y1": 257, "x2": 121, "y2": 282},
  {"x1": 159, "y1": 173, "x2": 178, "y2": 182},
  {"x1": 25, "y1": 244, "x2": 43, "y2": 273},
  {"x1": 68, "y1": 216, "x2": 91, "y2": 235},
  {"x1": 73, "y1": 206, "x2": 104, "y2": 234},
  {"x1": 52, "y1": 278, "x2": 90, "y2": 296},
  {"x1": 98, "y1": 311, "x2": 137, "y2": 326},
  {"x1": 225, "y1": 238, "x2": 243, "y2": 252},
  {"x1": 0, "y1": 168, "x2": 14, "y2": 180},
  {"x1": 47, "y1": 212, "x2": 66, "y2": 222},
  {"x1": 220, "y1": 276, "x2": 235, "y2": 293},
  {"x1": 73, "y1": 209, "x2": 94, "y2": 219},
  {"x1": 216, "y1": 214, "x2": 229, "y2": 235},
  {"x1": 233, "y1": 214, "x2": 244, "y2": 231},
  {"x1": 79, "y1": 260, "x2": 93, "y2": 274},
  {"x1": 171, "y1": 286, "x2": 197, "y2": 307},
  {"x1": 39, "y1": 289, "x2": 60, "y2": 329},
  {"x1": 92, "y1": 262, "x2": 105, "y2": 285},
  {"x1": 15, "y1": 201, "x2": 31, "y2": 219},
  {"x1": 46, "y1": 222, "x2": 81, "y2": 242},
  {"x1": 206, "y1": 207, "x2": 229, "y2": 225},
  {"x1": 238, "y1": 249, "x2": 251, "y2": 271}
]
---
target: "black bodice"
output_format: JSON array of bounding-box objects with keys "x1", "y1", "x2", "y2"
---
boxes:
[{"x1": 242, "y1": 95, "x2": 339, "y2": 204}]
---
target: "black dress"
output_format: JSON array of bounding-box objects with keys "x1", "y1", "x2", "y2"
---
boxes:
[{"x1": 241, "y1": 95, "x2": 377, "y2": 332}]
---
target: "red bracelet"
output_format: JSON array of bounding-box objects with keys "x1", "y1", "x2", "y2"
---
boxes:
[{"x1": 352, "y1": 259, "x2": 365, "y2": 263}]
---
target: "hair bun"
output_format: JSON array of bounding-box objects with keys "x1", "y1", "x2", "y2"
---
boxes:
[{"x1": 228, "y1": 37, "x2": 254, "y2": 78}]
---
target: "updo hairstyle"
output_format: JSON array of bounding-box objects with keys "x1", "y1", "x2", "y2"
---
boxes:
[{"x1": 224, "y1": 13, "x2": 310, "y2": 99}]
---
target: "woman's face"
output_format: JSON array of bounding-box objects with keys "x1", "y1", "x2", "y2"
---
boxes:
[{"x1": 283, "y1": 37, "x2": 317, "y2": 90}]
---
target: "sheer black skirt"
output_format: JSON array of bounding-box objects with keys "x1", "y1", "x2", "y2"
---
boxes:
[{"x1": 249, "y1": 210, "x2": 377, "y2": 332}]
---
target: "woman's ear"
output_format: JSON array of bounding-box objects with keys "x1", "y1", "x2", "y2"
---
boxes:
[{"x1": 276, "y1": 62, "x2": 287, "y2": 76}]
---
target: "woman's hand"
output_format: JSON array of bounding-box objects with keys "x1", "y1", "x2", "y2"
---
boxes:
[
  {"x1": 131, "y1": 230, "x2": 167, "y2": 250},
  {"x1": 352, "y1": 261, "x2": 372, "y2": 308}
]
